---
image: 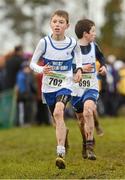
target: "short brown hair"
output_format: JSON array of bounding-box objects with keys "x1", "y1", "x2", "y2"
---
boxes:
[
  {"x1": 51, "y1": 10, "x2": 69, "y2": 24},
  {"x1": 75, "y1": 19, "x2": 95, "y2": 39}
]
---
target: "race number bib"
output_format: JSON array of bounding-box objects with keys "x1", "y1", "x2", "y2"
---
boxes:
[
  {"x1": 47, "y1": 73, "x2": 66, "y2": 88},
  {"x1": 79, "y1": 74, "x2": 92, "y2": 88}
]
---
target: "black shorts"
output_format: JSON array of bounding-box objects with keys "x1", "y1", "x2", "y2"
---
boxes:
[{"x1": 49, "y1": 94, "x2": 71, "y2": 115}]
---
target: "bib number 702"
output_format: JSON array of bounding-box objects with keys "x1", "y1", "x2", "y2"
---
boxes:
[{"x1": 49, "y1": 77, "x2": 63, "y2": 87}]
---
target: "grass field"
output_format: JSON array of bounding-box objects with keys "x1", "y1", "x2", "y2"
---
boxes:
[{"x1": 0, "y1": 116, "x2": 125, "y2": 179}]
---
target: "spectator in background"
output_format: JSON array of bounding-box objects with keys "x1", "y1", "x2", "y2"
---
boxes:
[
  {"x1": 15, "y1": 61, "x2": 37, "y2": 126},
  {"x1": 96, "y1": 60, "x2": 107, "y2": 116},
  {"x1": 23, "y1": 52, "x2": 33, "y2": 62},
  {"x1": 0, "y1": 55, "x2": 6, "y2": 92},
  {"x1": 105, "y1": 55, "x2": 119, "y2": 116},
  {"x1": 114, "y1": 60, "x2": 125, "y2": 112},
  {"x1": 4, "y1": 45, "x2": 25, "y2": 90}
]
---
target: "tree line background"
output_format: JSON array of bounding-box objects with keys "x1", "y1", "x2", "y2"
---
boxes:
[{"x1": 0, "y1": 0, "x2": 125, "y2": 60}]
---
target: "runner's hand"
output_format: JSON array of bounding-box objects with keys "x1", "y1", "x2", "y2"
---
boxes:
[
  {"x1": 83, "y1": 64, "x2": 93, "y2": 72},
  {"x1": 99, "y1": 66, "x2": 107, "y2": 76},
  {"x1": 43, "y1": 64, "x2": 53, "y2": 75},
  {"x1": 74, "y1": 69, "x2": 82, "y2": 83}
]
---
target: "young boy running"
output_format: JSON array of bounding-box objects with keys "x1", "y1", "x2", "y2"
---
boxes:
[
  {"x1": 71, "y1": 19, "x2": 107, "y2": 160},
  {"x1": 30, "y1": 10, "x2": 83, "y2": 169}
]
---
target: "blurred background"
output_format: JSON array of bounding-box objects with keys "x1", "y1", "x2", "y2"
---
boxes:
[
  {"x1": 0, "y1": 0, "x2": 125, "y2": 58},
  {"x1": 0, "y1": 0, "x2": 125, "y2": 129}
]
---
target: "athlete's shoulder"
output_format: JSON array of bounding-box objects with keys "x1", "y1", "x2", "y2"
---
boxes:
[
  {"x1": 43, "y1": 35, "x2": 49, "y2": 40},
  {"x1": 39, "y1": 36, "x2": 49, "y2": 43},
  {"x1": 38, "y1": 36, "x2": 49, "y2": 48},
  {"x1": 67, "y1": 36, "x2": 77, "y2": 47},
  {"x1": 70, "y1": 36, "x2": 77, "y2": 42},
  {"x1": 93, "y1": 42, "x2": 102, "y2": 52},
  {"x1": 38, "y1": 37, "x2": 46, "y2": 44},
  {"x1": 93, "y1": 41, "x2": 101, "y2": 49}
]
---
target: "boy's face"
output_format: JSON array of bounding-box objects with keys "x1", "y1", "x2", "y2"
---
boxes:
[
  {"x1": 50, "y1": 15, "x2": 69, "y2": 36},
  {"x1": 85, "y1": 25, "x2": 96, "y2": 42}
]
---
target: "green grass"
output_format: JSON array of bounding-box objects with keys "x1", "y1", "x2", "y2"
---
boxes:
[{"x1": 0, "y1": 117, "x2": 125, "y2": 179}]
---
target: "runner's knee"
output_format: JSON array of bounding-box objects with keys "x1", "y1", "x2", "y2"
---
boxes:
[
  {"x1": 84, "y1": 106, "x2": 93, "y2": 119},
  {"x1": 53, "y1": 102, "x2": 64, "y2": 119}
]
